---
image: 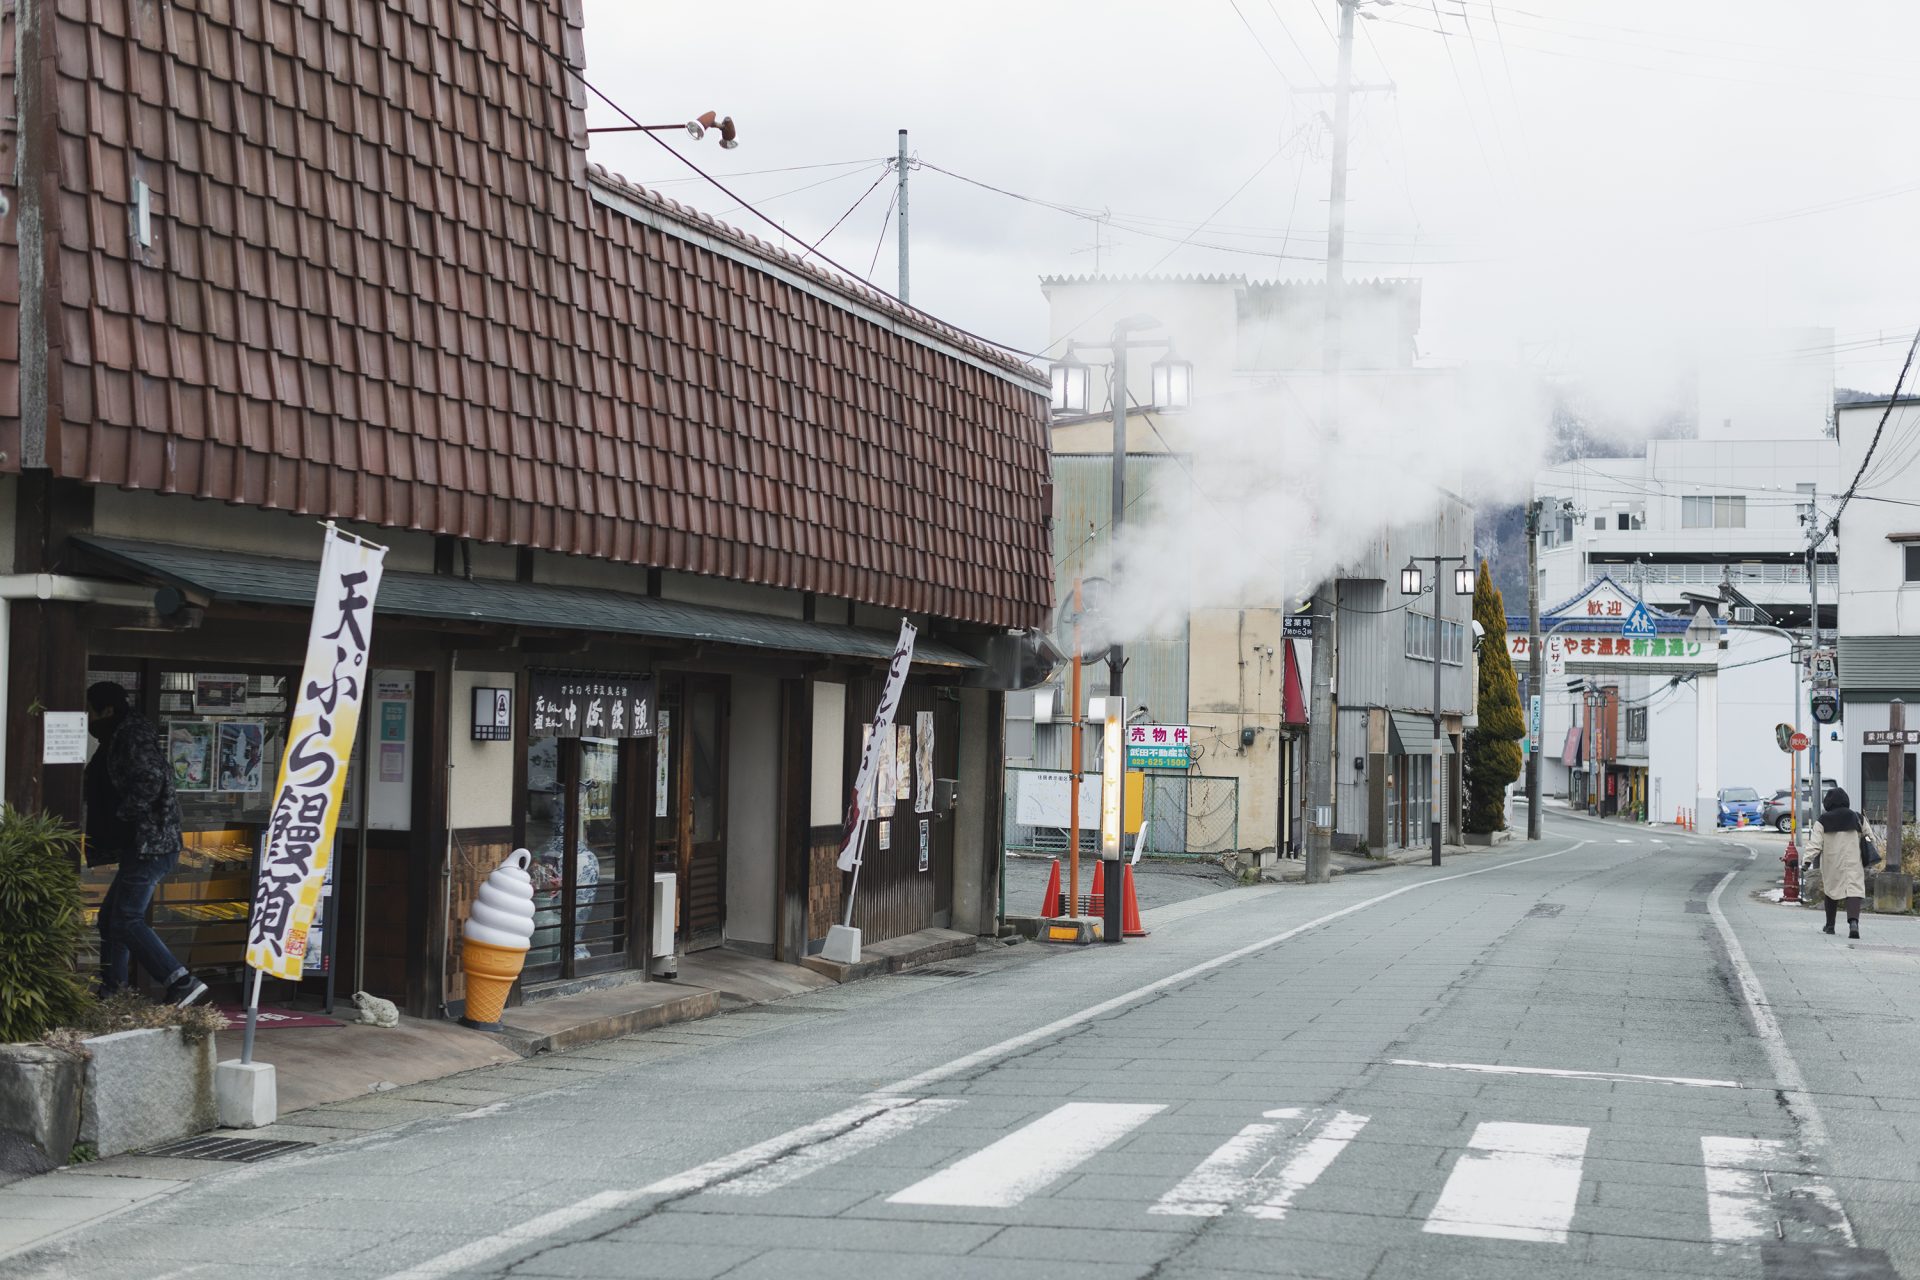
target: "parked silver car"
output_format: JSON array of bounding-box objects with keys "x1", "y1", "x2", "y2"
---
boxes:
[{"x1": 1762, "y1": 778, "x2": 1839, "y2": 833}]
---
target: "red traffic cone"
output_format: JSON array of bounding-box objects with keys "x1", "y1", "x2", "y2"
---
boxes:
[
  {"x1": 1122, "y1": 864, "x2": 1148, "y2": 937},
  {"x1": 1089, "y1": 861, "x2": 1106, "y2": 918},
  {"x1": 1040, "y1": 858, "x2": 1062, "y2": 918}
]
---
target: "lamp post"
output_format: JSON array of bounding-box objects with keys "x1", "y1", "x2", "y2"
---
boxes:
[
  {"x1": 1401, "y1": 555, "x2": 1475, "y2": 865},
  {"x1": 1048, "y1": 321, "x2": 1191, "y2": 941},
  {"x1": 1685, "y1": 606, "x2": 1724, "y2": 833},
  {"x1": 587, "y1": 110, "x2": 740, "y2": 148}
]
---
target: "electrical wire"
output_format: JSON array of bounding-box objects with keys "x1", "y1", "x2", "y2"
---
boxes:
[
  {"x1": 1424, "y1": 0, "x2": 1497, "y2": 179},
  {"x1": 867, "y1": 187, "x2": 900, "y2": 281},
  {"x1": 1831, "y1": 325, "x2": 1920, "y2": 529},
  {"x1": 1228, "y1": 0, "x2": 1301, "y2": 92},
  {"x1": 712, "y1": 165, "x2": 882, "y2": 219},
  {"x1": 629, "y1": 157, "x2": 887, "y2": 188},
  {"x1": 797, "y1": 167, "x2": 892, "y2": 264}
]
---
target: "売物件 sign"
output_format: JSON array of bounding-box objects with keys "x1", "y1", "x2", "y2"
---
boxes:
[{"x1": 1125, "y1": 723, "x2": 1192, "y2": 770}]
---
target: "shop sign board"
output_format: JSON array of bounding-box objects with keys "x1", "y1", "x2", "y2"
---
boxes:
[
  {"x1": 1510, "y1": 634, "x2": 1712, "y2": 665},
  {"x1": 246, "y1": 526, "x2": 387, "y2": 981},
  {"x1": 1810, "y1": 648, "x2": 1837, "y2": 688},
  {"x1": 1863, "y1": 729, "x2": 1920, "y2": 745},
  {"x1": 529, "y1": 672, "x2": 654, "y2": 738},
  {"x1": 1283, "y1": 613, "x2": 1314, "y2": 640},
  {"x1": 1125, "y1": 723, "x2": 1192, "y2": 770}
]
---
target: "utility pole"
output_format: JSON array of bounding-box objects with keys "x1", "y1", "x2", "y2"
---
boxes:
[
  {"x1": 896, "y1": 129, "x2": 910, "y2": 304},
  {"x1": 1305, "y1": 0, "x2": 1359, "y2": 885},
  {"x1": 1526, "y1": 500, "x2": 1543, "y2": 839},
  {"x1": 1106, "y1": 337, "x2": 1130, "y2": 944}
]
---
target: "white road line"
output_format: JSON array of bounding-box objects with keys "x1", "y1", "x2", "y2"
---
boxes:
[
  {"x1": 1424, "y1": 1121, "x2": 1590, "y2": 1244},
  {"x1": 1151, "y1": 1108, "x2": 1305, "y2": 1218},
  {"x1": 1245, "y1": 1110, "x2": 1371, "y2": 1222},
  {"x1": 881, "y1": 840, "x2": 1594, "y2": 1095},
  {"x1": 1702, "y1": 1135, "x2": 1787, "y2": 1249},
  {"x1": 1390, "y1": 1059, "x2": 1741, "y2": 1090},
  {"x1": 887, "y1": 1103, "x2": 1163, "y2": 1208},
  {"x1": 382, "y1": 1190, "x2": 645, "y2": 1280},
  {"x1": 641, "y1": 1097, "x2": 914, "y2": 1194},
  {"x1": 710, "y1": 1098, "x2": 965, "y2": 1195}
]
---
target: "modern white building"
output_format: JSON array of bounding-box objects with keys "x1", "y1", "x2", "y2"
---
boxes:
[
  {"x1": 1529, "y1": 435, "x2": 1840, "y2": 820},
  {"x1": 1834, "y1": 395, "x2": 1920, "y2": 828}
]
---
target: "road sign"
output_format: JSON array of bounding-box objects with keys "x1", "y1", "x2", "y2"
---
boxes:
[
  {"x1": 1790, "y1": 732, "x2": 1809, "y2": 752},
  {"x1": 1529, "y1": 694, "x2": 1542, "y2": 750},
  {"x1": 1125, "y1": 723, "x2": 1192, "y2": 770},
  {"x1": 1863, "y1": 729, "x2": 1920, "y2": 746},
  {"x1": 1621, "y1": 604, "x2": 1657, "y2": 638},
  {"x1": 1283, "y1": 613, "x2": 1313, "y2": 640},
  {"x1": 1811, "y1": 691, "x2": 1841, "y2": 725}
]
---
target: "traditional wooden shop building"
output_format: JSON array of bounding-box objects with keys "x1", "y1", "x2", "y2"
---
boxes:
[{"x1": 0, "y1": 0, "x2": 1054, "y2": 1018}]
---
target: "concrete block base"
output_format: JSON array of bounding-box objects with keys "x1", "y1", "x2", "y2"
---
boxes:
[
  {"x1": 215, "y1": 1060, "x2": 277, "y2": 1129},
  {"x1": 1872, "y1": 871, "x2": 1914, "y2": 915},
  {"x1": 820, "y1": 925, "x2": 862, "y2": 965},
  {"x1": 80, "y1": 1027, "x2": 217, "y2": 1157},
  {"x1": 1463, "y1": 832, "x2": 1497, "y2": 847},
  {"x1": 1038, "y1": 916, "x2": 1102, "y2": 945}
]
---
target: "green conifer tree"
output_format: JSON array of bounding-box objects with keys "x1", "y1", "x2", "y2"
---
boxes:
[{"x1": 1466, "y1": 562, "x2": 1525, "y2": 833}]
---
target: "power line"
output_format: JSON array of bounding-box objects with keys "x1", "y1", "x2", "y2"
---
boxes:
[
  {"x1": 797, "y1": 167, "x2": 892, "y2": 264},
  {"x1": 1228, "y1": 0, "x2": 1301, "y2": 92},
  {"x1": 717, "y1": 164, "x2": 884, "y2": 220},
  {"x1": 1424, "y1": 0, "x2": 1497, "y2": 179},
  {"x1": 626, "y1": 157, "x2": 886, "y2": 188},
  {"x1": 867, "y1": 187, "x2": 900, "y2": 281},
  {"x1": 1835, "y1": 327, "x2": 1920, "y2": 520}
]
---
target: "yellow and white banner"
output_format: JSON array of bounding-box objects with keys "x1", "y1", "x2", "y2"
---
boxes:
[{"x1": 245, "y1": 526, "x2": 387, "y2": 979}]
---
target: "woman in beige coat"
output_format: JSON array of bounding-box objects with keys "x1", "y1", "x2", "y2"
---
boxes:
[{"x1": 1808, "y1": 786, "x2": 1872, "y2": 939}]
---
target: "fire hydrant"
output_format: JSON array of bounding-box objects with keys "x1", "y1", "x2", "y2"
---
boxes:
[{"x1": 1782, "y1": 841, "x2": 1801, "y2": 904}]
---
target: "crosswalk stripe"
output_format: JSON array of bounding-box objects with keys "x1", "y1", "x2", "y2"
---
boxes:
[
  {"x1": 1702, "y1": 1136, "x2": 1787, "y2": 1248},
  {"x1": 711, "y1": 1099, "x2": 965, "y2": 1196},
  {"x1": 887, "y1": 1102, "x2": 1164, "y2": 1209},
  {"x1": 1150, "y1": 1108, "x2": 1369, "y2": 1220},
  {"x1": 1424, "y1": 1121, "x2": 1589, "y2": 1244}
]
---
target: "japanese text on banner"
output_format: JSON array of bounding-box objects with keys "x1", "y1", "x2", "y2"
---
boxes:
[
  {"x1": 836, "y1": 621, "x2": 918, "y2": 872},
  {"x1": 245, "y1": 528, "x2": 387, "y2": 979}
]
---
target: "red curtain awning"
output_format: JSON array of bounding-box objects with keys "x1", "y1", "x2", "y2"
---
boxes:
[
  {"x1": 1282, "y1": 640, "x2": 1308, "y2": 726},
  {"x1": 1561, "y1": 724, "x2": 1584, "y2": 766}
]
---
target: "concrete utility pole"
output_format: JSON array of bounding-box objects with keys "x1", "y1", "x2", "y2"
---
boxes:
[
  {"x1": 1526, "y1": 500, "x2": 1543, "y2": 839},
  {"x1": 896, "y1": 129, "x2": 910, "y2": 304},
  {"x1": 1888, "y1": 699, "x2": 1906, "y2": 874},
  {"x1": 1305, "y1": 0, "x2": 1359, "y2": 885}
]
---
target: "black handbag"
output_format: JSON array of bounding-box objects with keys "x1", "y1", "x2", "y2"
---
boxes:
[{"x1": 1860, "y1": 815, "x2": 1883, "y2": 868}]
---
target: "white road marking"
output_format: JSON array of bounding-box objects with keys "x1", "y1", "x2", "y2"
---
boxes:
[
  {"x1": 1615, "y1": 838, "x2": 1634, "y2": 844},
  {"x1": 382, "y1": 836, "x2": 1601, "y2": 1280},
  {"x1": 711, "y1": 1098, "x2": 965, "y2": 1195},
  {"x1": 641, "y1": 1096, "x2": 915, "y2": 1194},
  {"x1": 887, "y1": 1103, "x2": 1164, "y2": 1208},
  {"x1": 1424, "y1": 1121, "x2": 1590, "y2": 1244},
  {"x1": 382, "y1": 1190, "x2": 645, "y2": 1280},
  {"x1": 1390, "y1": 1059, "x2": 1741, "y2": 1090},
  {"x1": 881, "y1": 840, "x2": 1594, "y2": 1095},
  {"x1": 1245, "y1": 1110, "x2": 1371, "y2": 1221},
  {"x1": 1702, "y1": 1136, "x2": 1787, "y2": 1249},
  {"x1": 1151, "y1": 1108, "x2": 1305, "y2": 1218}
]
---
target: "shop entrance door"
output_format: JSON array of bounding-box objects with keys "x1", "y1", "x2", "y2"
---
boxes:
[
  {"x1": 658, "y1": 675, "x2": 730, "y2": 952},
  {"x1": 524, "y1": 735, "x2": 635, "y2": 983}
]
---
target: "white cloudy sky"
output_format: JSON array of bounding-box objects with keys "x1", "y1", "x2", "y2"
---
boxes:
[{"x1": 577, "y1": 1, "x2": 1919, "y2": 394}]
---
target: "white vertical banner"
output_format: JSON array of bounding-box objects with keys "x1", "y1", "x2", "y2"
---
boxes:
[
  {"x1": 245, "y1": 526, "x2": 388, "y2": 979},
  {"x1": 836, "y1": 620, "x2": 918, "y2": 872}
]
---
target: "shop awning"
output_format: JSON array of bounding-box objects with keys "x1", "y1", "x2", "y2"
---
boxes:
[
  {"x1": 1388, "y1": 711, "x2": 1455, "y2": 757},
  {"x1": 73, "y1": 536, "x2": 985, "y2": 670},
  {"x1": 1561, "y1": 725, "x2": 1584, "y2": 766}
]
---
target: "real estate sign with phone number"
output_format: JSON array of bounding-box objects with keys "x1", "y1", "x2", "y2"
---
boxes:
[{"x1": 1126, "y1": 723, "x2": 1192, "y2": 770}]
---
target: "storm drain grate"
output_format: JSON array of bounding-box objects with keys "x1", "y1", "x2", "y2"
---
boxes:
[
  {"x1": 896, "y1": 967, "x2": 977, "y2": 979},
  {"x1": 143, "y1": 1136, "x2": 315, "y2": 1163}
]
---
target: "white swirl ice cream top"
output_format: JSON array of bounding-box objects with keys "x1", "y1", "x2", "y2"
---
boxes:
[{"x1": 463, "y1": 849, "x2": 537, "y2": 950}]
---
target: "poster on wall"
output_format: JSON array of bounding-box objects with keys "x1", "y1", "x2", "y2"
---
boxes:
[
  {"x1": 530, "y1": 672, "x2": 654, "y2": 738},
  {"x1": 918, "y1": 820, "x2": 930, "y2": 872},
  {"x1": 194, "y1": 674, "x2": 249, "y2": 713},
  {"x1": 875, "y1": 732, "x2": 898, "y2": 819},
  {"x1": 895, "y1": 726, "x2": 912, "y2": 800},
  {"x1": 879, "y1": 822, "x2": 891, "y2": 851},
  {"x1": 168, "y1": 723, "x2": 214, "y2": 792},
  {"x1": 915, "y1": 712, "x2": 934, "y2": 814},
  {"x1": 216, "y1": 722, "x2": 266, "y2": 793}
]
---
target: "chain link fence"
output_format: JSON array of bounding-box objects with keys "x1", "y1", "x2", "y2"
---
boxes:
[{"x1": 1005, "y1": 768, "x2": 1239, "y2": 861}]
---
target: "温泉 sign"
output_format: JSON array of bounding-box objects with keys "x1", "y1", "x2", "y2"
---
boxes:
[
  {"x1": 530, "y1": 672, "x2": 655, "y2": 738},
  {"x1": 1862, "y1": 729, "x2": 1920, "y2": 745},
  {"x1": 246, "y1": 526, "x2": 387, "y2": 980},
  {"x1": 1510, "y1": 635, "x2": 1712, "y2": 664},
  {"x1": 1126, "y1": 723, "x2": 1192, "y2": 770}
]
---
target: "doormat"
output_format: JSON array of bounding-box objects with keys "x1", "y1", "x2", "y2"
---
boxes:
[{"x1": 212, "y1": 1004, "x2": 343, "y2": 1029}]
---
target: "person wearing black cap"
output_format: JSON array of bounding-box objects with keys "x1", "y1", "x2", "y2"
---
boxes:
[
  {"x1": 84, "y1": 682, "x2": 208, "y2": 1006},
  {"x1": 1808, "y1": 786, "x2": 1875, "y2": 941}
]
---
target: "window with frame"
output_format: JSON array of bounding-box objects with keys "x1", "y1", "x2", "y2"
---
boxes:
[
  {"x1": 1626, "y1": 706, "x2": 1647, "y2": 742},
  {"x1": 1906, "y1": 545, "x2": 1920, "y2": 584},
  {"x1": 1681, "y1": 495, "x2": 1746, "y2": 529}
]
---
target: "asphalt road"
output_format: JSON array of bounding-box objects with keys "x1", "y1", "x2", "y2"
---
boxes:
[{"x1": 10, "y1": 812, "x2": 1920, "y2": 1280}]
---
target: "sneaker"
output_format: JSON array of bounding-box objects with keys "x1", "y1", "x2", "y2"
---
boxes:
[
  {"x1": 1849, "y1": 925, "x2": 1861, "y2": 940},
  {"x1": 167, "y1": 975, "x2": 209, "y2": 1007}
]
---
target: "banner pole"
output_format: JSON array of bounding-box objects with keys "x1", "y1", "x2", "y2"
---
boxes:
[
  {"x1": 240, "y1": 967, "x2": 264, "y2": 1065},
  {"x1": 842, "y1": 855, "x2": 863, "y2": 929}
]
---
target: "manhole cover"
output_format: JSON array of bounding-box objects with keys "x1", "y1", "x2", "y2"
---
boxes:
[{"x1": 143, "y1": 1136, "x2": 314, "y2": 1163}]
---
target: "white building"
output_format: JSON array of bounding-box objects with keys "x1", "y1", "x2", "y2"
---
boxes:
[
  {"x1": 1834, "y1": 395, "x2": 1920, "y2": 828},
  {"x1": 1529, "y1": 435, "x2": 1840, "y2": 819}
]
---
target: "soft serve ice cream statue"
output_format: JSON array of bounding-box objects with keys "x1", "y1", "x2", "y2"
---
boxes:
[{"x1": 460, "y1": 849, "x2": 536, "y2": 1028}]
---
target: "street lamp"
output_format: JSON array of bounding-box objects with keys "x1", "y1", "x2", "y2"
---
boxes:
[
  {"x1": 588, "y1": 110, "x2": 740, "y2": 149},
  {"x1": 1049, "y1": 346, "x2": 1091, "y2": 415},
  {"x1": 1150, "y1": 349, "x2": 1194, "y2": 410},
  {"x1": 1401, "y1": 551, "x2": 1475, "y2": 865}
]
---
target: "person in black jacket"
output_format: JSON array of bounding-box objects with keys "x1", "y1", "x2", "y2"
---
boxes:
[{"x1": 85, "y1": 682, "x2": 207, "y2": 1006}]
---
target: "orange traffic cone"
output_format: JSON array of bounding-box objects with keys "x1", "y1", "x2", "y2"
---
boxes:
[
  {"x1": 1040, "y1": 858, "x2": 1062, "y2": 918},
  {"x1": 1089, "y1": 861, "x2": 1106, "y2": 918},
  {"x1": 1121, "y1": 865, "x2": 1148, "y2": 937}
]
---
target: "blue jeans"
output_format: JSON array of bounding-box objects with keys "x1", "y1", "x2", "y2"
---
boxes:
[{"x1": 98, "y1": 852, "x2": 188, "y2": 993}]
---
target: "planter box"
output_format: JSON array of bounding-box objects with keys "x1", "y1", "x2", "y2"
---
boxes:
[
  {"x1": 79, "y1": 1027, "x2": 218, "y2": 1158},
  {"x1": 0, "y1": 1045, "x2": 84, "y2": 1177},
  {"x1": 1463, "y1": 832, "x2": 1497, "y2": 847}
]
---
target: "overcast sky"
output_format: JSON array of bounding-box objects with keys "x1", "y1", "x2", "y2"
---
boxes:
[{"x1": 577, "y1": 1, "x2": 1918, "y2": 397}]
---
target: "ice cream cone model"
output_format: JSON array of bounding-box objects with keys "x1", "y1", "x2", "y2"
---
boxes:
[{"x1": 460, "y1": 849, "x2": 536, "y2": 1028}]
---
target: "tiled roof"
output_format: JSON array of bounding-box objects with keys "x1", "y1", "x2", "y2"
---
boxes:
[{"x1": 0, "y1": 0, "x2": 1052, "y2": 630}]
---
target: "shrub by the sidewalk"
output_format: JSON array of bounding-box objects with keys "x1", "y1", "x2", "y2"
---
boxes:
[
  {"x1": 0, "y1": 808, "x2": 92, "y2": 1043},
  {"x1": 1465, "y1": 564, "x2": 1525, "y2": 834},
  {"x1": 41, "y1": 993, "x2": 227, "y2": 1057}
]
